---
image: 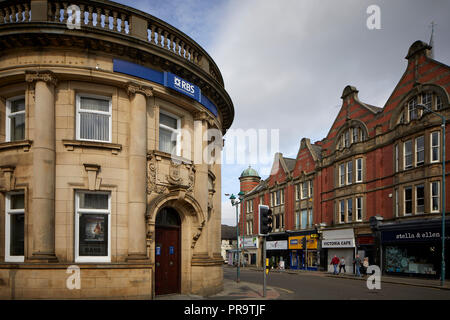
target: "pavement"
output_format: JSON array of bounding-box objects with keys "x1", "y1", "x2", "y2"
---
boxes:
[{"x1": 155, "y1": 265, "x2": 450, "y2": 300}]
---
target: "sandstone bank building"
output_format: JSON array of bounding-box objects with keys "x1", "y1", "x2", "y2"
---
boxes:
[{"x1": 0, "y1": 0, "x2": 234, "y2": 299}]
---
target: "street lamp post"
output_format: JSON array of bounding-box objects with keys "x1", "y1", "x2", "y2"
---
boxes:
[
  {"x1": 417, "y1": 103, "x2": 446, "y2": 286},
  {"x1": 226, "y1": 191, "x2": 245, "y2": 283}
]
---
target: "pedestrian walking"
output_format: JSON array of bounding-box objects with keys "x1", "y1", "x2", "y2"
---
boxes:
[
  {"x1": 339, "y1": 257, "x2": 346, "y2": 274},
  {"x1": 353, "y1": 254, "x2": 362, "y2": 277},
  {"x1": 330, "y1": 255, "x2": 340, "y2": 275},
  {"x1": 362, "y1": 257, "x2": 369, "y2": 275}
]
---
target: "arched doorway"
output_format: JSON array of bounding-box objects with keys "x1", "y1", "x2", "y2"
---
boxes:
[{"x1": 155, "y1": 207, "x2": 181, "y2": 295}]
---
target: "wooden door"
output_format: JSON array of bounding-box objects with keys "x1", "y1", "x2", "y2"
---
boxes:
[{"x1": 155, "y1": 226, "x2": 180, "y2": 295}]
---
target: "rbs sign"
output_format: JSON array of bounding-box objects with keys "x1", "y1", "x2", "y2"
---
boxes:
[{"x1": 165, "y1": 72, "x2": 201, "y2": 102}]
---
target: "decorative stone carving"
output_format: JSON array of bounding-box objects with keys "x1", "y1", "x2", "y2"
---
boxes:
[
  {"x1": 25, "y1": 70, "x2": 58, "y2": 87},
  {"x1": 147, "y1": 154, "x2": 166, "y2": 195},
  {"x1": 83, "y1": 163, "x2": 102, "y2": 191},
  {"x1": 191, "y1": 219, "x2": 205, "y2": 249},
  {"x1": 126, "y1": 82, "x2": 153, "y2": 97},
  {"x1": 0, "y1": 166, "x2": 16, "y2": 192}
]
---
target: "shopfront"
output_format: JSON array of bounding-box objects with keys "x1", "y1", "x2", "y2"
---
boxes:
[
  {"x1": 266, "y1": 237, "x2": 289, "y2": 269},
  {"x1": 288, "y1": 234, "x2": 319, "y2": 270},
  {"x1": 380, "y1": 219, "x2": 450, "y2": 279},
  {"x1": 356, "y1": 234, "x2": 376, "y2": 266},
  {"x1": 322, "y1": 228, "x2": 356, "y2": 274}
]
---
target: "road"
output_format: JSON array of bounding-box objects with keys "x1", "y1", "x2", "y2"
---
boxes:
[{"x1": 223, "y1": 267, "x2": 450, "y2": 300}]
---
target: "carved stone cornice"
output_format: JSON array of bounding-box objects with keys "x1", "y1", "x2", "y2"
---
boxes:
[
  {"x1": 25, "y1": 70, "x2": 58, "y2": 87},
  {"x1": 126, "y1": 82, "x2": 153, "y2": 97}
]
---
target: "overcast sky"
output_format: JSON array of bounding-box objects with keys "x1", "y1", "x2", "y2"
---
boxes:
[{"x1": 116, "y1": 0, "x2": 450, "y2": 226}]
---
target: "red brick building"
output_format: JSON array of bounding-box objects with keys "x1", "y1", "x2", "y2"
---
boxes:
[{"x1": 239, "y1": 40, "x2": 450, "y2": 278}]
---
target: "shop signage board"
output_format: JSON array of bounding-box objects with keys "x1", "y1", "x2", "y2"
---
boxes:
[
  {"x1": 321, "y1": 238, "x2": 355, "y2": 248},
  {"x1": 382, "y1": 228, "x2": 447, "y2": 243},
  {"x1": 288, "y1": 235, "x2": 318, "y2": 249},
  {"x1": 239, "y1": 236, "x2": 258, "y2": 248},
  {"x1": 266, "y1": 240, "x2": 288, "y2": 250}
]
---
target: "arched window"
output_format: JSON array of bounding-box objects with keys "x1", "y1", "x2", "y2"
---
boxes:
[
  {"x1": 156, "y1": 207, "x2": 180, "y2": 227},
  {"x1": 336, "y1": 124, "x2": 367, "y2": 150},
  {"x1": 397, "y1": 91, "x2": 443, "y2": 124}
]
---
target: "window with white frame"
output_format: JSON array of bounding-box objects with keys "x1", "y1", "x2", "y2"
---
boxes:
[
  {"x1": 394, "y1": 144, "x2": 399, "y2": 173},
  {"x1": 347, "y1": 198, "x2": 353, "y2": 222},
  {"x1": 75, "y1": 191, "x2": 111, "y2": 262},
  {"x1": 280, "y1": 189, "x2": 284, "y2": 204},
  {"x1": 339, "y1": 200, "x2": 345, "y2": 223},
  {"x1": 431, "y1": 181, "x2": 440, "y2": 213},
  {"x1": 356, "y1": 197, "x2": 363, "y2": 221},
  {"x1": 159, "y1": 110, "x2": 180, "y2": 155},
  {"x1": 275, "y1": 190, "x2": 281, "y2": 206},
  {"x1": 308, "y1": 208, "x2": 313, "y2": 227},
  {"x1": 295, "y1": 184, "x2": 300, "y2": 201},
  {"x1": 347, "y1": 161, "x2": 353, "y2": 185},
  {"x1": 408, "y1": 97, "x2": 418, "y2": 121},
  {"x1": 431, "y1": 131, "x2": 440, "y2": 163},
  {"x1": 404, "y1": 186, "x2": 412, "y2": 215},
  {"x1": 301, "y1": 209, "x2": 307, "y2": 229},
  {"x1": 404, "y1": 140, "x2": 413, "y2": 169},
  {"x1": 339, "y1": 163, "x2": 345, "y2": 186},
  {"x1": 356, "y1": 158, "x2": 363, "y2": 182},
  {"x1": 415, "y1": 184, "x2": 424, "y2": 214},
  {"x1": 301, "y1": 181, "x2": 308, "y2": 199},
  {"x1": 309, "y1": 180, "x2": 313, "y2": 197},
  {"x1": 295, "y1": 211, "x2": 300, "y2": 229},
  {"x1": 5, "y1": 192, "x2": 25, "y2": 262},
  {"x1": 394, "y1": 189, "x2": 399, "y2": 217},
  {"x1": 415, "y1": 136, "x2": 424, "y2": 166},
  {"x1": 6, "y1": 96, "x2": 25, "y2": 142},
  {"x1": 76, "y1": 95, "x2": 112, "y2": 143}
]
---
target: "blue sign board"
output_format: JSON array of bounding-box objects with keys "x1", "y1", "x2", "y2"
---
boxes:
[
  {"x1": 113, "y1": 59, "x2": 218, "y2": 117},
  {"x1": 164, "y1": 72, "x2": 201, "y2": 102},
  {"x1": 156, "y1": 246, "x2": 161, "y2": 256},
  {"x1": 169, "y1": 246, "x2": 174, "y2": 255}
]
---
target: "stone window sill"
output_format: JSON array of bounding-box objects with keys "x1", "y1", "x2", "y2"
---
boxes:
[
  {"x1": 0, "y1": 140, "x2": 33, "y2": 152},
  {"x1": 62, "y1": 139, "x2": 122, "y2": 154}
]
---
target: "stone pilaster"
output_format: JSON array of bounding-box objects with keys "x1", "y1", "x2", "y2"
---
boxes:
[
  {"x1": 126, "y1": 82, "x2": 153, "y2": 261},
  {"x1": 25, "y1": 70, "x2": 57, "y2": 261}
]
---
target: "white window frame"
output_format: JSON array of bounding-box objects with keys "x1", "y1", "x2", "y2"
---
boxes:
[
  {"x1": 347, "y1": 198, "x2": 353, "y2": 222},
  {"x1": 75, "y1": 191, "x2": 112, "y2": 263},
  {"x1": 404, "y1": 186, "x2": 413, "y2": 216},
  {"x1": 430, "y1": 131, "x2": 440, "y2": 163},
  {"x1": 430, "y1": 181, "x2": 440, "y2": 213},
  {"x1": 394, "y1": 144, "x2": 399, "y2": 173},
  {"x1": 404, "y1": 140, "x2": 413, "y2": 169},
  {"x1": 280, "y1": 189, "x2": 284, "y2": 204},
  {"x1": 6, "y1": 95, "x2": 25, "y2": 142},
  {"x1": 159, "y1": 109, "x2": 181, "y2": 156},
  {"x1": 76, "y1": 94, "x2": 112, "y2": 143},
  {"x1": 339, "y1": 200, "x2": 345, "y2": 224},
  {"x1": 308, "y1": 208, "x2": 313, "y2": 227},
  {"x1": 301, "y1": 181, "x2": 308, "y2": 199},
  {"x1": 356, "y1": 158, "x2": 363, "y2": 183},
  {"x1": 356, "y1": 197, "x2": 363, "y2": 221},
  {"x1": 394, "y1": 189, "x2": 399, "y2": 218},
  {"x1": 309, "y1": 180, "x2": 313, "y2": 198},
  {"x1": 339, "y1": 163, "x2": 345, "y2": 186},
  {"x1": 5, "y1": 192, "x2": 25, "y2": 263},
  {"x1": 347, "y1": 161, "x2": 353, "y2": 185},
  {"x1": 415, "y1": 135, "x2": 424, "y2": 166},
  {"x1": 415, "y1": 184, "x2": 425, "y2": 214},
  {"x1": 295, "y1": 184, "x2": 300, "y2": 201}
]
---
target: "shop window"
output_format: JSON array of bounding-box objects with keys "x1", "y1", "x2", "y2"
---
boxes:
[
  {"x1": 75, "y1": 191, "x2": 111, "y2": 263},
  {"x1": 404, "y1": 186, "x2": 412, "y2": 215},
  {"x1": 385, "y1": 246, "x2": 438, "y2": 276},
  {"x1": 430, "y1": 131, "x2": 440, "y2": 163},
  {"x1": 159, "y1": 110, "x2": 180, "y2": 155},
  {"x1": 76, "y1": 95, "x2": 112, "y2": 143},
  {"x1": 5, "y1": 192, "x2": 25, "y2": 262},
  {"x1": 415, "y1": 184, "x2": 424, "y2": 214},
  {"x1": 431, "y1": 181, "x2": 440, "y2": 213},
  {"x1": 6, "y1": 96, "x2": 25, "y2": 142}
]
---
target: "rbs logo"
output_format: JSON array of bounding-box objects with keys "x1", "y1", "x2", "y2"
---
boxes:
[{"x1": 174, "y1": 77, "x2": 195, "y2": 95}]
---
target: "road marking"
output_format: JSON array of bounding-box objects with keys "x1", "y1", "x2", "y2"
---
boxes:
[{"x1": 273, "y1": 287, "x2": 294, "y2": 294}]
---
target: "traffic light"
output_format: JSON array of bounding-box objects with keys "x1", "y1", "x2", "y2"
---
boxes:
[
  {"x1": 301, "y1": 236, "x2": 307, "y2": 249},
  {"x1": 259, "y1": 205, "x2": 273, "y2": 235}
]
